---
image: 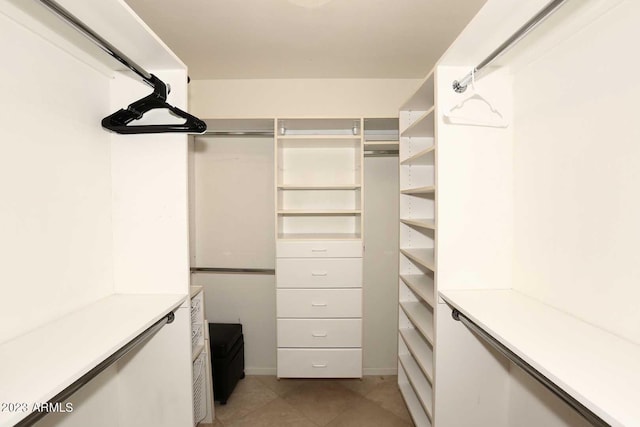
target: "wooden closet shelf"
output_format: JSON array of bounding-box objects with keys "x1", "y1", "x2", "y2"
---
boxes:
[
  {"x1": 400, "y1": 107, "x2": 435, "y2": 138},
  {"x1": 401, "y1": 186, "x2": 435, "y2": 195},
  {"x1": 399, "y1": 353, "x2": 434, "y2": 420},
  {"x1": 400, "y1": 301, "x2": 434, "y2": 345},
  {"x1": 400, "y1": 248, "x2": 435, "y2": 272},
  {"x1": 398, "y1": 380, "x2": 433, "y2": 427},
  {"x1": 400, "y1": 328, "x2": 434, "y2": 384},
  {"x1": 400, "y1": 218, "x2": 436, "y2": 230},
  {"x1": 440, "y1": 289, "x2": 640, "y2": 427},
  {"x1": 400, "y1": 146, "x2": 435, "y2": 166},
  {"x1": 400, "y1": 274, "x2": 435, "y2": 307},
  {"x1": 278, "y1": 209, "x2": 361, "y2": 216}
]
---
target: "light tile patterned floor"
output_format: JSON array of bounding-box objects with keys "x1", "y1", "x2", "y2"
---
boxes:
[{"x1": 199, "y1": 375, "x2": 413, "y2": 427}]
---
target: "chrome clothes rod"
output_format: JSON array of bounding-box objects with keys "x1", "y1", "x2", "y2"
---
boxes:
[
  {"x1": 15, "y1": 311, "x2": 176, "y2": 427},
  {"x1": 453, "y1": 0, "x2": 568, "y2": 93},
  {"x1": 450, "y1": 307, "x2": 609, "y2": 427},
  {"x1": 191, "y1": 267, "x2": 275, "y2": 275},
  {"x1": 202, "y1": 131, "x2": 275, "y2": 137},
  {"x1": 37, "y1": 0, "x2": 153, "y2": 87}
]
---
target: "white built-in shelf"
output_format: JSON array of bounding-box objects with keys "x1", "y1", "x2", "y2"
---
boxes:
[
  {"x1": 278, "y1": 134, "x2": 360, "y2": 140},
  {"x1": 277, "y1": 209, "x2": 361, "y2": 216},
  {"x1": 277, "y1": 232, "x2": 362, "y2": 240},
  {"x1": 400, "y1": 248, "x2": 435, "y2": 271},
  {"x1": 401, "y1": 146, "x2": 435, "y2": 166},
  {"x1": 400, "y1": 274, "x2": 435, "y2": 307},
  {"x1": 439, "y1": 289, "x2": 640, "y2": 427},
  {"x1": 190, "y1": 285, "x2": 203, "y2": 298},
  {"x1": 278, "y1": 185, "x2": 361, "y2": 190},
  {"x1": 364, "y1": 141, "x2": 399, "y2": 151},
  {"x1": 400, "y1": 301, "x2": 434, "y2": 345},
  {"x1": 0, "y1": 293, "x2": 187, "y2": 427},
  {"x1": 398, "y1": 380, "x2": 432, "y2": 427},
  {"x1": 401, "y1": 186, "x2": 436, "y2": 195},
  {"x1": 400, "y1": 328, "x2": 434, "y2": 384},
  {"x1": 399, "y1": 353, "x2": 434, "y2": 420},
  {"x1": 401, "y1": 218, "x2": 436, "y2": 230},
  {"x1": 401, "y1": 73, "x2": 435, "y2": 112},
  {"x1": 401, "y1": 107, "x2": 435, "y2": 138}
]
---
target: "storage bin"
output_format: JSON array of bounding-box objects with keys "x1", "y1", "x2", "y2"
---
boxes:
[{"x1": 208, "y1": 323, "x2": 245, "y2": 404}]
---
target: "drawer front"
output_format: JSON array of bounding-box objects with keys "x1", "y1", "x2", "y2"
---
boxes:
[
  {"x1": 277, "y1": 319, "x2": 362, "y2": 348},
  {"x1": 277, "y1": 289, "x2": 362, "y2": 318},
  {"x1": 277, "y1": 240, "x2": 362, "y2": 258},
  {"x1": 277, "y1": 258, "x2": 362, "y2": 288},
  {"x1": 277, "y1": 349, "x2": 362, "y2": 378}
]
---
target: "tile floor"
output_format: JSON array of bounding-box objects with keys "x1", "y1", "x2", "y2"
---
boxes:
[{"x1": 199, "y1": 375, "x2": 413, "y2": 427}]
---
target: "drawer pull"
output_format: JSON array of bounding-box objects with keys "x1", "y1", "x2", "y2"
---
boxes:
[
  {"x1": 311, "y1": 271, "x2": 328, "y2": 276},
  {"x1": 311, "y1": 302, "x2": 327, "y2": 307},
  {"x1": 312, "y1": 332, "x2": 328, "y2": 337},
  {"x1": 312, "y1": 363, "x2": 328, "y2": 368},
  {"x1": 311, "y1": 248, "x2": 328, "y2": 252}
]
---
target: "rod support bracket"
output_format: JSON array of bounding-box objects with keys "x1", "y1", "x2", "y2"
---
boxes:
[
  {"x1": 166, "y1": 311, "x2": 175, "y2": 324},
  {"x1": 452, "y1": 80, "x2": 468, "y2": 93},
  {"x1": 452, "y1": 309, "x2": 461, "y2": 321}
]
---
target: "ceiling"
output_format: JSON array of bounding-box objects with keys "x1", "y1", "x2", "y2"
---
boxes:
[{"x1": 124, "y1": 0, "x2": 486, "y2": 80}]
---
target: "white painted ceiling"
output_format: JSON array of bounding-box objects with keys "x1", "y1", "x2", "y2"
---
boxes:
[{"x1": 124, "y1": 0, "x2": 486, "y2": 79}]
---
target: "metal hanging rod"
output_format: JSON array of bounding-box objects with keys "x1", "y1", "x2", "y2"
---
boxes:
[
  {"x1": 450, "y1": 307, "x2": 609, "y2": 427},
  {"x1": 15, "y1": 311, "x2": 175, "y2": 427},
  {"x1": 364, "y1": 150, "x2": 399, "y2": 157},
  {"x1": 191, "y1": 267, "x2": 275, "y2": 275},
  {"x1": 453, "y1": 0, "x2": 569, "y2": 93},
  {"x1": 201, "y1": 131, "x2": 275, "y2": 137},
  {"x1": 38, "y1": 0, "x2": 154, "y2": 87}
]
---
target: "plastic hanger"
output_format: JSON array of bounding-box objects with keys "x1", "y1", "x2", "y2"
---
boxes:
[
  {"x1": 443, "y1": 69, "x2": 509, "y2": 128},
  {"x1": 102, "y1": 74, "x2": 207, "y2": 134}
]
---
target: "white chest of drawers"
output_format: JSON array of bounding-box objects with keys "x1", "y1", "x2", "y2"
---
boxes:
[{"x1": 276, "y1": 240, "x2": 363, "y2": 378}]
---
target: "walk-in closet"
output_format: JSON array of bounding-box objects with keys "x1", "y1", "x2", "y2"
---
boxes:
[{"x1": 1, "y1": 0, "x2": 638, "y2": 426}]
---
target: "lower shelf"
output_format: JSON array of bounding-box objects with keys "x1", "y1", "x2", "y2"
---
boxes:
[
  {"x1": 399, "y1": 353, "x2": 433, "y2": 419},
  {"x1": 398, "y1": 364, "x2": 432, "y2": 427}
]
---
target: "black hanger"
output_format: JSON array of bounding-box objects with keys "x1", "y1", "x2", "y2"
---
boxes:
[{"x1": 102, "y1": 74, "x2": 207, "y2": 134}]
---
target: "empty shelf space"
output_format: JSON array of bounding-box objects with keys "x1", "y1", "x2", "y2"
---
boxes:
[
  {"x1": 364, "y1": 141, "x2": 399, "y2": 151},
  {"x1": 400, "y1": 218, "x2": 436, "y2": 230},
  {"x1": 401, "y1": 107, "x2": 435, "y2": 138},
  {"x1": 400, "y1": 248, "x2": 435, "y2": 271},
  {"x1": 398, "y1": 380, "x2": 432, "y2": 427},
  {"x1": 0, "y1": 293, "x2": 187, "y2": 427},
  {"x1": 400, "y1": 146, "x2": 435, "y2": 166},
  {"x1": 277, "y1": 136, "x2": 362, "y2": 148},
  {"x1": 400, "y1": 328, "x2": 434, "y2": 384},
  {"x1": 399, "y1": 353, "x2": 434, "y2": 420},
  {"x1": 278, "y1": 184, "x2": 361, "y2": 190},
  {"x1": 400, "y1": 274, "x2": 435, "y2": 307},
  {"x1": 277, "y1": 209, "x2": 361, "y2": 216},
  {"x1": 278, "y1": 232, "x2": 362, "y2": 240},
  {"x1": 400, "y1": 301, "x2": 434, "y2": 345},
  {"x1": 439, "y1": 289, "x2": 640, "y2": 427},
  {"x1": 401, "y1": 186, "x2": 435, "y2": 195},
  {"x1": 400, "y1": 73, "x2": 435, "y2": 112}
]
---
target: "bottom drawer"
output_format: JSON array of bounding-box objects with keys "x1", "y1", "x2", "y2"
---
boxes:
[{"x1": 277, "y1": 348, "x2": 362, "y2": 378}]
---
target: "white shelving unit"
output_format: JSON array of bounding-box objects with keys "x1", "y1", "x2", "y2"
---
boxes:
[
  {"x1": 0, "y1": 1, "x2": 196, "y2": 426},
  {"x1": 190, "y1": 286, "x2": 212, "y2": 426},
  {"x1": 440, "y1": 289, "x2": 640, "y2": 427},
  {"x1": 275, "y1": 118, "x2": 364, "y2": 378},
  {"x1": 398, "y1": 71, "x2": 436, "y2": 427}
]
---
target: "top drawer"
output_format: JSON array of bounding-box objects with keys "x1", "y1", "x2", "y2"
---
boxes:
[{"x1": 277, "y1": 240, "x2": 362, "y2": 258}]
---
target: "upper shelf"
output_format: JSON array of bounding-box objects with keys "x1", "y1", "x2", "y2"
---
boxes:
[
  {"x1": 0, "y1": 293, "x2": 187, "y2": 427},
  {"x1": 1, "y1": 0, "x2": 186, "y2": 76},
  {"x1": 278, "y1": 209, "x2": 361, "y2": 216},
  {"x1": 401, "y1": 146, "x2": 435, "y2": 166},
  {"x1": 401, "y1": 72, "x2": 435, "y2": 112},
  {"x1": 401, "y1": 186, "x2": 436, "y2": 195},
  {"x1": 439, "y1": 289, "x2": 640, "y2": 427},
  {"x1": 401, "y1": 107, "x2": 435, "y2": 138}
]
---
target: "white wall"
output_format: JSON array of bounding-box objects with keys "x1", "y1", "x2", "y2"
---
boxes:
[
  {"x1": 189, "y1": 79, "x2": 420, "y2": 118},
  {"x1": 512, "y1": 0, "x2": 640, "y2": 345},
  {"x1": 0, "y1": 9, "x2": 113, "y2": 343},
  {"x1": 363, "y1": 156, "x2": 399, "y2": 374}
]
